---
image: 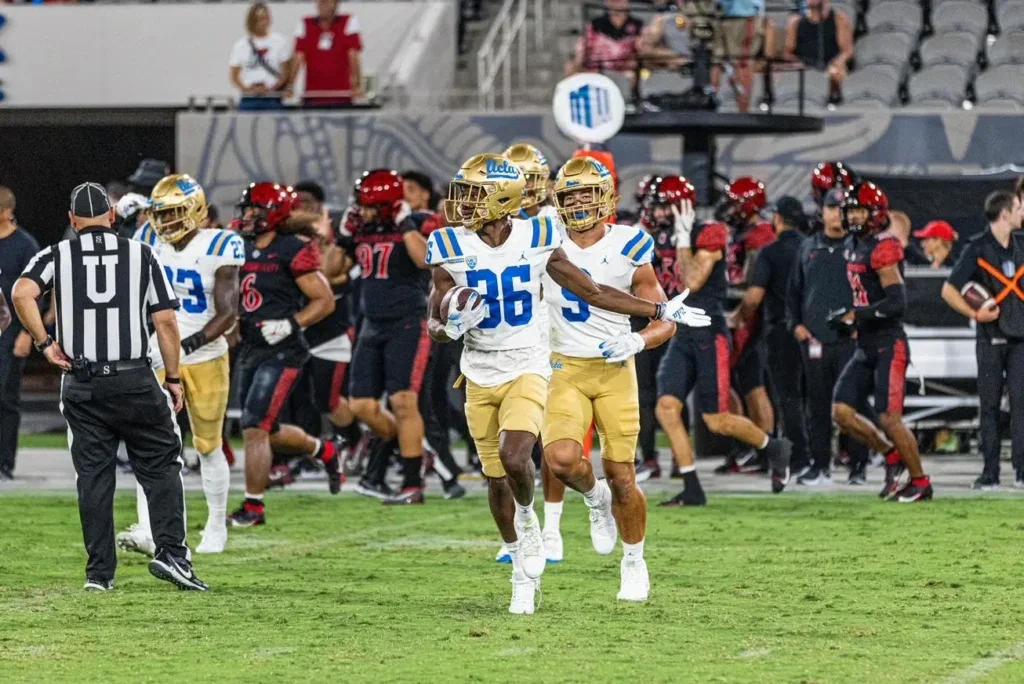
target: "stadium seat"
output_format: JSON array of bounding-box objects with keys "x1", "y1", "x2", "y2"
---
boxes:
[
  {"x1": 855, "y1": 31, "x2": 914, "y2": 70},
  {"x1": 931, "y1": 2, "x2": 989, "y2": 35},
  {"x1": 908, "y1": 64, "x2": 969, "y2": 106},
  {"x1": 973, "y1": 64, "x2": 1024, "y2": 107},
  {"x1": 987, "y1": 32, "x2": 1024, "y2": 66},
  {"x1": 866, "y1": 1, "x2": 922, "y2": 37},
  {"x1": 843, "y1": 65, "x2": 901, "y2": 106},
  {"x1": 918, "y1": 32, "x2": 981, "y2": 69},
  {"x1": 772, "y1": 70, "x2": 830, "y2": 107},
  {"x1": 997, "y1": 0, "x2": 1024, "y2": 34}
]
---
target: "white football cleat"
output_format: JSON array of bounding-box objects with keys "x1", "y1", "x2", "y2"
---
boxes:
[
  {"x1": 116, "y1": 523, "x2": 155, "y2": 558},
  {"x1": 514, "y1": 510, "x2": 546, "y2": 579},
  {"x1": 495, "y1": 543, "x2": 512, "y2": 563},
  {"x1": 617, "y1": 557, "x2": 650, "y2": 602},
  {"x1": 588, "y1": 480, "x2": 618, "y2": 555},
  {"x1": 543, "y1": 528, "x2": 563, "y2": 563},
  {"x1": 195, "y1": 524, "x2": 228, "y2": 554},
  {"x1": 509, "y1": 573, "x2": 540, "y2": 615}
]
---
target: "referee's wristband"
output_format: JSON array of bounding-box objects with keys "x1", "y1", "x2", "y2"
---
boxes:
[
  {"x1": 34, "y1": 335, "x2": 54, "y2": 352},
  {"x1": 164, "y1": 376, "x2": 181, "y2": 385}
]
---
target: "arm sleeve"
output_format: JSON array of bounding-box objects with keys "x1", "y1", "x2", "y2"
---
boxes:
[
  {"x1": 946, "y1": 243, "x2": 977, "y2": 290},
  {"x1": 854, "y1": 282, "x2": 906, "y2": 322},
  {"x1": 749, "y1": 247, "x2": 772, "y2": 288},
  {"x1": 695, "y1": 223, "x2": 728, "y2": 252},
  {"x1": 21, "y1": 246, "x2": 55, "y2": 294},
  {"x1": 145, "y1": 250, "x2": 180, "y2": 314},
  {"x1": 289, "y1": 239, "x2": 322, "y2": 276}
]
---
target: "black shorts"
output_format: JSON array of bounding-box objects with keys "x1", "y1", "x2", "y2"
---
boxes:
[
  {"x1": 656, "y1": 327, "x2": 731, "y2": 415},
  {"x1": 349, "y1": 316, "x2": 431, "y2": 399},
  {"x1": 309, "y1": 356, "x2": 351, "y2": 414},
  {"x1": 732, "y1": 338, "x2": 766, "y2": 395},
  {"x1": 833, "y1": 335, "x2": 910, "y2": 416},
  {"x1": 237, "y1": 344, "x2": 308, "y2": 433}
]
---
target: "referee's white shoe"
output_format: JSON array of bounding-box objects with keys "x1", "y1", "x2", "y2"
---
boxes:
[
  {"x1": 149, "y1": 550, "x2": 209, "y2": 591},
  {"x1": 116, "y1": 524, "x2": 155, "y2": 558}
]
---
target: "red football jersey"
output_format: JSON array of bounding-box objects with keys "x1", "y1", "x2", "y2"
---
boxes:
[{"x1": 295, "y1": 14, "x2": 363, "y2": 105}]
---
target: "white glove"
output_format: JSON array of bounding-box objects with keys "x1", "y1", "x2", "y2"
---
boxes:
[
  {"x1": 443, "y1": 292, "x2": 486, "y2": 340},
  {"x1": 395, "y1": 200, "x2": 412, "y2": 226},
  {"x1": 258, "y1": 318, "x2": 294, "y2": 345},
  {"x1": 672, "y1": 200, "x2": 695, "y2": 249},
  {"x1": 659, "y1": 289, "x2": 712, "y2": 328},
  {"x1": 116, "y1": 193, "x2": 149, "y2": 219},
  {"x1": 599, "y1": 332, "x2": 646, "y2": 364}
]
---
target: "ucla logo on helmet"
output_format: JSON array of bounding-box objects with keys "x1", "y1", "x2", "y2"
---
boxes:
[
  {"x1": 591, "y1": 160, "x2": 611, "y2": 178},
  {"x1": 485, "y1": 159, "x2": 520, "y2": 180},
  {"x1": 176, "y1": 178, "x2": 199, "y2": 195}
]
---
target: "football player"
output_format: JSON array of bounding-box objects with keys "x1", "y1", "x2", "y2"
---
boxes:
[
  {"x1": 426, "y1": 153, "x2": 705, "y2": 614},
  {"x1": 116, "y1": 175, "x2": 241, "y2": 556},
  {"x1": 653, "y1": 176, "x2": 792, "y2": 506},
  {"x1": 807, "y1": 161, "x2": 857, "y2": 235},
  {"x1": 227, "y1": 182, "x2": 343, "y2": 527},
  {"x1": 542, "y1": 157, "x2": 675, "y2": 601},
  {"x1": 830, "y1": 182, "x2": 932, "y2": 502},
  {"x1": 717, "y1": 177, "x2": 777, "y2": 474}
]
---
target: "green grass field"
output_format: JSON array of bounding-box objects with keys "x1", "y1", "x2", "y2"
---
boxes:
[{"x1": 3, "y1": 492, "x2": 1024, "y2": 683}]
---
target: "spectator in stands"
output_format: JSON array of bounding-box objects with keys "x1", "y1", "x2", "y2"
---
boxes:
[
  {"x1": 914, "y1": 220, "x2": 958, "y2": 269},
  {"x1": 783, "y1": 0, "x2": 854, "y2": 106},
  {"x1": 0, "y1": 187, "x2": 40, "y2": 480},
  {"x1": 714, "y1": 0, "x2": 768, "y2": 112},
  {"x1": 294, "y1": 0, "x2": 363, "y2": 108},
  {"x1": 230, "y1": 2, "x2": 294, "y2": 111},
  {"x1": 566, "y1": 0, "x2": 645, "y2": 79},
  {"x1": 402, "y1": 171, "x2": 434, "y2": 213}
]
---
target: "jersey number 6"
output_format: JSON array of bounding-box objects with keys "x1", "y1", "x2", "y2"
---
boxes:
[
  {"x1": 240, "y1": 273, "x2": 263, "y2": 313},
  {"x1": 466, "y1": 266, "x2": 532, "y2": 329}
]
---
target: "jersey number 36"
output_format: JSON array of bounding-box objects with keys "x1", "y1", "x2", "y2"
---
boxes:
[{"x1": 466, "y1": 266, "x2": 532, "y2": 329}]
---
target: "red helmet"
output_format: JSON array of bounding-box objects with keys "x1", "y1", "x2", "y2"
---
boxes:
[
  {"x1": 841, "y1": 182, "x2": 889, "y2": 235},
  {"x1": 811, "y1": 162, "x2": 856, "y2": 206},
  {"x1": 357, "y1": 169, "x2": 404, "y2": 223},
  {"x1": 236, "y1": 182, "x2": 297, "y2": 237},
  {"x1": 642, "y1": 176, "x2": 697, "y2": 229},
  {"x1": 720, "y1": 177, "x2": 767, "y2": 225},
  {"x1": 635, "y1": 174, "x2": 657, "y2": 206}
]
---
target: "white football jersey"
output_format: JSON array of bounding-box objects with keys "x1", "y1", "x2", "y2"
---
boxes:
[
  {"x1": 427, "y1": 216, "x2": 562, "y2": 387},
  {"x1": 135, "y1": 225, "x2": 245, "y2": 367},
  {"x1": 543, "y1": 223, "x2": 655, "y2": 358}
]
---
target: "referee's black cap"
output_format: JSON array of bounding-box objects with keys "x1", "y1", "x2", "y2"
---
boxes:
[{"x1": 70, "y1": 182, "x2": 112, "y2": 218}]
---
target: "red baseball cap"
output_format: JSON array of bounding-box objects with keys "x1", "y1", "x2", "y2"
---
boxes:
[{"x1": 913, "y1": 220, "x2": 957, "y2": 242}]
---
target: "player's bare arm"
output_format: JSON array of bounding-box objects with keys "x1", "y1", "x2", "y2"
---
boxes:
[
  {"x1": 941, "y1": 281, "x2": 998, "y2": 322},
  {"x1": 294, "y1": 271, "x2": 335, "y2": 328},
  {"x1": 678, "y1": 247, "x2": 722, "y2": 293},
  {"x1": 546, "y1": 247, "x2": 658, "y2": 318},
  {"x1": 403, "y1": 230, "x2": 429, "y2": 269},
  {"x1": 733, "y1": 285, "x2": 766, "y2": 327},
  {"x1": 322, "y1": 244, "x2": 352, "y2": 284},
  {"x1": 0, "y1": 291, "x2": 10, "y2": 334},
  {"x1": 630, "y1": 263, "x2": 675, "y2": 349},
  {"x1": 427, "y1": 266, "x2": 457, "y2": 342},
  {"x1": 188, "y1": 266, "x2": 241, "y2": 354}
]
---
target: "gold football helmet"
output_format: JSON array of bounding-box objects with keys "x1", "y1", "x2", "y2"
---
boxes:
[
  {"x1": 445, "y1": 154, "x2": 525, "y2": 231},
  {"x1": 503, "y1": 143, "x2": 550, "y2": 209},
  {"x1": 147, "y1": 174, "x2": 208, "y2": 244},
  {"x1": 553, "y1": 156, "x2": 616, "y2": 232}
]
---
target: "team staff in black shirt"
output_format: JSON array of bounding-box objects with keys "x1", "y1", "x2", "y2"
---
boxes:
[{"x1": 942, "y1": 191, "x2": 1024, "y2": 489}]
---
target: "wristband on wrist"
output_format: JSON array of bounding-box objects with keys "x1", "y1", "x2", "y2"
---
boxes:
[
  {"x1": 181, "y1": 331, "x2": 208, "y2": 355},
  {"x1": 34, "y1": 335, "x2": 54, "y2": 352},
  {"x1": 288, "y1": 315, "x2": 300, "y2": 332},
  {"x1": 654, "y1": 302, "x2": 666, "y2": 320},
  {"x1": 165, "y1": 376, "x2": 181, "y2": 385}
]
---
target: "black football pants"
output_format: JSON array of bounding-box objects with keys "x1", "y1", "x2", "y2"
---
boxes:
[
  {"x1": 976, "y1": 336, "x2": 1024, "y2": 478},
  {"x1": 802, "y1": 336, "x2": 870, "y2": 472},
  {"x1": 765, "y1": 328, "x2": 810, "y2": 470},
  {"x1": 60, "y1": 368, "x2": 188, "y2": 581}
]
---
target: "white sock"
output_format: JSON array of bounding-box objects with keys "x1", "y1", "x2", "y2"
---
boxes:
[
  {"x1": 244, "y1": 491, "x2": 264, "y2": 502},
  {"x1": 623, "y1": 539, "x2": 645, "y2": 560},
  {"x1": 515, "y1": 499, "x2": 535, "y2": 518},
  {"x1": 135, "y1": 481, "x2": 153, "y2": 539},
  {"x1": 506, "y1": 541, "x2": 523, "y2": 576},
  {"x1": 311, "y1": 438, "x2": 323, "y2": 458},
  {"x1": 757, "y1": 435, "x2": 770, "y2": 450},
  {"x1": 199, "y1": 447, "x2": 230, "y2": 531},
  {"x1": 680, "y1": 465, "x2": 696, "y2": 474},
  {"x1": 543, "y1": 501, "x2": 563, "y2": 532},
  {"x1": 583, "y1": 481, "x2": 605, "y2": 507}
]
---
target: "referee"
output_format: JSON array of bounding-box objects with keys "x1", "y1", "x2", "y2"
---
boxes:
[{"x1": 11, "y1": 182, "x2": 208, "y2": 592}]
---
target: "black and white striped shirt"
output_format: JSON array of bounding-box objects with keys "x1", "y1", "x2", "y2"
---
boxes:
[{"x1": 21, "y1": 227, "x2": 179, "y2": 363}]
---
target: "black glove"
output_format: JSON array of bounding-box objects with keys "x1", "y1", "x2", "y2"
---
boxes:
[
  {"x1": 826, "y1": 308, "x2": 856, "y2": 335},
  {"x1": 181, "y1": 331, "x2": 208, "y2": 356}
]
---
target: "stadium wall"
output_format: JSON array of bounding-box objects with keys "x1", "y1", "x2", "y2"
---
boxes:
[{"x1": 0, "y1": 1, "x2": 454, "y2": 107}]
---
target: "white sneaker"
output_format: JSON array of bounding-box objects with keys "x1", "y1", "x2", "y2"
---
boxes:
[
  {"x1": 116, "y1": 523, "x2": 155, "y2": 558},
  {"x1": 195, "y1": 524, "x2": 227, "y2": 554},
  {"x1": 617, "y1": 557, "x2": 650, "y2": 601},
  {"x1": 514, "y1": 510, "x2": 546, "y2": 579},
  {"x1": 509, "y1": 573, "x2": 540, "y2": 615},
  {"x1": 543, "y1": 528, "x2": 563, "y2": 563},
  {"x1": 588, "y1": 480, "x2": 617, "y2": 555},
  {"x1": 495, "y1": 543, "x2": 512, "y2": 564}
]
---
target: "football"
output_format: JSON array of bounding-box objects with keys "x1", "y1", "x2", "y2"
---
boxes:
[
  {"x1": 961, "y1": 281, "x2": 995, "y2": 311},
  {"x1": 441, "y1": 286, "x2": 482, "y2": 322}
]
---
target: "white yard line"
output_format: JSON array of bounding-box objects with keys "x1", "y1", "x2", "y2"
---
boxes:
[{"x1": 938, "y1": 643, "x2": 1024, "y2": 684}]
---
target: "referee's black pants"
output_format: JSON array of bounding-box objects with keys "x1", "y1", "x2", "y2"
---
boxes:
[
  {"x1": 0, "y1": 331, "x2": 26, "y2": 474},
  {"x1": 765, "y1": 327, "x2": 809, "y2": 470},
  {"x1": 803, "y1": 336, "x2": 869, "y2": 472},
  {"x1": 61, "y1": 368, "x2": 187, "y2": 581},
  {"x1": 976, "y1": 336, "x2": 1024, "y2": 478}
]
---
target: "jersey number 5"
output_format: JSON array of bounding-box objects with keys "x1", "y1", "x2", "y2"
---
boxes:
[
  {"x1": 561, "y1": 268, "x2": 591, "y2": 322},
  {"x1": 356, "y1": 243, "x2": 394, "y2": 279},
  {"x1": 240, "y1": 273, "x2": 263, "y2": 313},
  {"x1": 467, "y1": 266, "x2": 532, "y2": 329}
]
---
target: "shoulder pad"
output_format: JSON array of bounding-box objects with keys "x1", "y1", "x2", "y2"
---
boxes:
[
  {"x1": 426, "y1": 227, "x2": 466, "y2": 267},
  {"x1": 744, "y1": 222, "x2": 776, "y2": 251},
  {"x1": 871, "y1": 234, "x2": 905, "y2": 270},
  {"x1": 695, "y1": 223, "x2": 729, "y2": 252},
  {"x1": 618, "y1": 225, "x2": 655, "y2": 266},
  {"x1": 134, "y1": 222, "x2": 159, "y2": 247},
  {"x1": 528, "y1": 216, "x2": 561, "y2": 251}
]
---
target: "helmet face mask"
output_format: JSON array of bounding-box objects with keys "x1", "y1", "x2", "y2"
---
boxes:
[
  {"x1": 236, "y1": 182, "x2": 297, "y2": 238},
  {"x1": 645, "y1": 175, "x2": 696, "y2": 230},
  {"x1": 147, "y1": 174, "x2": 207, "y2": 245},
  {"x1": 553, "y1": 156, "x2": 616, "y2": 232},
  {"x1": 445, "y1": 154, "x2": 525, "y2": 231},
  {"x1": 841, "y1": 182, "x2": 889, "y2": 235}
]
